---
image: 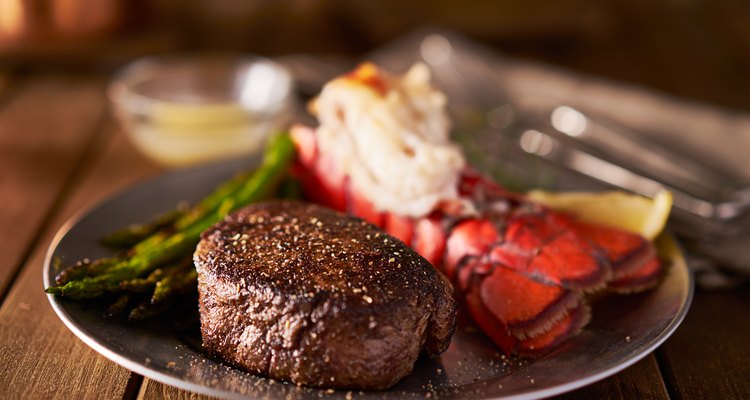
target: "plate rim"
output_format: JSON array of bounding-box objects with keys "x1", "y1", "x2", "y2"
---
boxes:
[{"x1": 43, "y1": 162, "x2": 695, "y2": 400}]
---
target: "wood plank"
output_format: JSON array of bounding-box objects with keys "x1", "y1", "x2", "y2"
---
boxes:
[
  {"x1": 657, "y1": 287, "x2": 750, "y2": 399},
  {"x1": 552, "y1": 355, "x2": 669, "y2": 400},
  {"x1": 0, "y1": 76, "x2": 107, "y2": 296},
  {"x1": 0, "y1": 119, "x2": 161, "y2": 398}
]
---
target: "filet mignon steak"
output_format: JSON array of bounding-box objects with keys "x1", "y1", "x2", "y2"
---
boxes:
[{"x1": 194, "y1": 200, "x2": 456, "y2": 390}]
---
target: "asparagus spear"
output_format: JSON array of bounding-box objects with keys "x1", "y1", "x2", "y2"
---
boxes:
[
  {"x1": 151, "y1": 260, "x2": 198, "y2": 304},
  {"x1": 46, "y1": 133, "x2": 296, "y2": 299},
  {"x1": 100, "y1": 207, "x2": 186, "y2": 249},
  {"x1": 104, "y1": 168, "x2": 258, "y2": 251},
  {"x1": 54, "y1": 258, "x2": 119, "y2": 286},
  {"x1": 119, "y1": 257, "x2": 197, "y2": 320},
  {"x1": 105, "y1": 255, "x2": 194, "y2": 317},
  {"x1": 174, "y1": 168, "x2": 257, "y2": 230},
  {"x1": 118, "y1": 263, "x2": 171, "y2": 293},
  {"x1": 104, "y1": 294, "x2": 131, "y2": 318}
]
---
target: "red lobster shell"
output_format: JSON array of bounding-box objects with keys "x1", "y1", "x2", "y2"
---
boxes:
[{"x1": 290, "y1": 124, "x2": 664, "y2": 356}]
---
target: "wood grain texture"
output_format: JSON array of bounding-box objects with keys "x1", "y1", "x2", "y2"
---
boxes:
[
  {"x1": 657, "y1": 285, "x2": 750, "y2": 400},
  {"x1": 0, "y1": 76, "x2": 107, "y2": 296},
  {"x1": 0, "y1": 117, "x2": 160, "y2": 398},
  {"x1": 552, "y1": 355, "x2": 669, "y2": 400}
]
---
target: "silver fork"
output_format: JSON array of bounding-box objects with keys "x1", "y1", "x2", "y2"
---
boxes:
[{"x1": 418, "y1": 32, "x2": 750, "y2": 231}]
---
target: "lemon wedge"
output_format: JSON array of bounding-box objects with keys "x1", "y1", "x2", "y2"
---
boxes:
[{"x1": 527, "y1": 190, "x2": 672, "y2": 240}]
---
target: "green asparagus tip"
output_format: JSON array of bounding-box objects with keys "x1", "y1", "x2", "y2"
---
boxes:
[
  {"x1": 45, "y1": 280, "x2": 104, "y2": 299},
  {"x1": 44, "y1": 286, "x2": 61, "y2": 295}
]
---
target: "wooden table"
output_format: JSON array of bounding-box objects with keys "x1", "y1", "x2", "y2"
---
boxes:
[{"x1": 0, "y1": 74, "x2": 748, "y2": 399}]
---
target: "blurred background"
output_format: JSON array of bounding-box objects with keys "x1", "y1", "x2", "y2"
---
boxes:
[{"x1": 1, "y1": 0, "x2": 749, "y2": 111}]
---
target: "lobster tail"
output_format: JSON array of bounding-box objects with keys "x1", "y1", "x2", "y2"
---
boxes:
[{"x1": 290, "y1": 123, "x2": 664, "y2": 356}]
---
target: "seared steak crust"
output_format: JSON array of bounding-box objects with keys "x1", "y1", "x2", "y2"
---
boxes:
[{"x1": 194, "y1": 200, "x2": 456, "y2": 390}]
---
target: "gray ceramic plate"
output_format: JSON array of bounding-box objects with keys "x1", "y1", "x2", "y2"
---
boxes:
[{"x1": 44, "y1": 158, "x2": 693, "y2": 400}]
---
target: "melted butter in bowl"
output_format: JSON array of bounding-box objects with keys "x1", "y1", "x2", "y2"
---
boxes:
[{"x1": 109, "y1": 54, "x2": 294, "y2": 166}]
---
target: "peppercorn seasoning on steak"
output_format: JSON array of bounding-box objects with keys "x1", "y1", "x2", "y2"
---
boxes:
[{"x1": 194, "y1": 200, "x2": 457, "y2": 390}]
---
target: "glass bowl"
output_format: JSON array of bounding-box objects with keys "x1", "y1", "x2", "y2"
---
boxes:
[{"x1": 109, "y1": 54, "x2": 294, "y2": 166}]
